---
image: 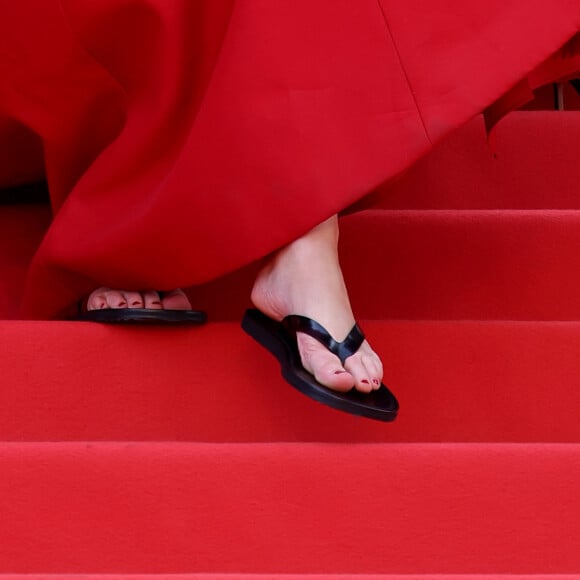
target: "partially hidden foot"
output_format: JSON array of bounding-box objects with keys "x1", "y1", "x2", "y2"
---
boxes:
[
  {"x1": 80, "y1": 288, "x2": 206, "y2": 324},
  {"x1": 86, "y1": 288, "x2": 192, "y2": 311}
]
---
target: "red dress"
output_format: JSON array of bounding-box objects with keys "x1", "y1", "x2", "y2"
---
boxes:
[{"x1": 0, "y1": 0, "x2": 578, "y2": 318}]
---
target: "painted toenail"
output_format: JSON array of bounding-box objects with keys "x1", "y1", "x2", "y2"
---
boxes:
[
  {"x1": 361, "y1": 379, "x2": 370, "y2": 384},
  {"x1": 334, "y1": 370, "x2": 347, "y2": 375},
  {"x1": 373, "y1": 379, "x2": 379, "y2": 385}
]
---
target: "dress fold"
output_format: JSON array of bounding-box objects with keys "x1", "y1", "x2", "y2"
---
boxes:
[{"x1": 0, "y1": 1, "x2": 577, "y2": 317}]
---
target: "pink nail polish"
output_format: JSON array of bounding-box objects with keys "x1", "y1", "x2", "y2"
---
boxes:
[
  {"x1": 361, "y1": 379, "x2": 370, "y2": 385},
  {"x1": 334, "y1": 370, "x2": 347, "y2": 375},
  {"x1": 373, "y1": 379, "x2": 380, "y2": 385}
]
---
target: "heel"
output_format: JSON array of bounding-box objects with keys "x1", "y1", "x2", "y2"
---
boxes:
[{"x1": 241, "y1": 309, "x2": 289, "y2": 362}]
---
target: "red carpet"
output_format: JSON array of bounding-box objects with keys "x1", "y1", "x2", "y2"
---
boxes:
[
  {"x1": 1, "y1": 111, "x2": 580, "y2": 574},
  {"x1": 1, "y1": 443, "x2": 580, "y2": 574},
  {"x1": 3, "y1": 577, "x2": 578, "y2": 580},
  {"x1": 0, "y1": 577, "x2": 579, "y2": 580},
  {"x1": 0, "y1": 577, "x2": 578, "y2": 580},
  {"x1": 1, "y1": 320, "x2": 580, "y2": 443}
]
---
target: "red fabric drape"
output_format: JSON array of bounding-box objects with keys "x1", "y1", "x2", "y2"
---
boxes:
[{"x1": 0, "y1": 0, "x2": 578, "y2": 318}]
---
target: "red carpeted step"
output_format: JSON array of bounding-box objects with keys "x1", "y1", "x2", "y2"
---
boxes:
[
  {"x1": 194, "y1": 209, "x2": 580, "y2": 321},
  {"x1": 0, "y1": 577, "x2": 578, "y2": 580},
  {"x1": 0, "y1": 442, "x2": 578, "y2": 574},
  {"x1": 0, "y1": 112, "x2": 577, "y2": 579},
  {"x1": 8, "y1": 206, "x2": 580, "y2": 322},
  {"x1": 341, "y1": 209, "x2": 580, "y2": 321},
  {"x1": 370, "y1": 112, "x2": 580, "y2": 210},
  {"x1": 1, "y1": 319, "x2": 579, "y2": 442}
]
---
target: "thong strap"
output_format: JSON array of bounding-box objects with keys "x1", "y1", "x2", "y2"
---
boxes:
[{"x1": 282, "y1": 315, "x2": 365, "y2": 365}]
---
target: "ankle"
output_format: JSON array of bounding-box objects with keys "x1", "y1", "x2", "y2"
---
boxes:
[
  {"x1": 289, "y1": 215, "x2": 339, "y2": 251},
  {"x1": 274, "y1": 215, "x2": 340, "y2": 268}
]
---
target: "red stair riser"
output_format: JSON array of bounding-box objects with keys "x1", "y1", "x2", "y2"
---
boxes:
[
  {"x1": 371, "y1": 112, "x2": 580, "y2": 210},
  {"x1": 1, "y1": 320, "x2": 580, "y2": 443},
  {"x1": 193, "y1": 209, "x2": 580, "y2": 321},
  {"x1": 0, "y1": 443, "x2": 579, "y2": 574},
  {"x1": 0, "y1": 576, "x2": 578, "y2": 580}
]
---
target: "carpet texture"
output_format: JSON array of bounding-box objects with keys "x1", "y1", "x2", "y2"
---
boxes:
[{"x1": 0, "y1": 111, "x2": 579, "y2": 574}]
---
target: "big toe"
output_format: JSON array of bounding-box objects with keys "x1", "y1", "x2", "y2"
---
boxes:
[
  {"x1": 86, "y1": 287, "x2": 109, "y2": 310},
  {"x1": 297, "y1": 334, "x2": 355, "y2": 392},
  {"x1": 87, "y1": 287, "x2": 128, "y2": 310}
]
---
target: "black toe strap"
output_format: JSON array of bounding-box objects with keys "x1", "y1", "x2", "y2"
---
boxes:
[{"x1": 282, "y1": 315, "x2": 365, "y2": 364}]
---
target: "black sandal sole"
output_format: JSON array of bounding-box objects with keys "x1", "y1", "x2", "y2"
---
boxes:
[{"x1": 77, "y1": 308, "x2": 207, "y2": 324}]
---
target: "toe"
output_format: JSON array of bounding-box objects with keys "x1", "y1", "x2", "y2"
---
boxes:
[
  {"x1": 364, "y1": 355, "x2": 383, "y2": 390},
  {"x1": 369, "y1": 349, "x2": 384, "y2": 390},
  {"x1": 86, "y1": 287, "x2": 110, "y2": 311},
  {"x1": 122, "y1": 291, "x2": 144, "y2": 309},
  {"x1": 104, "y1": 290, "x2": 128, "y2": 309},
  {"x1": 313, "y1": 359, "x2": 356, "y2": 392},
  {"x1": 161, "y1": 289, "x2": 192, "y2": 310},
  {"x1": 344, "y1": 353, "x2": 374, "y2": 394},
  {"x1": 345, "y1": 341, "x2": 384, "y2": 392},
  {"x1": 143, "y1": 291, "x2": 163, "y2": 310}
]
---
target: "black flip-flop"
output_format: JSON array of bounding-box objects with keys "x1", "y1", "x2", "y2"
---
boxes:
[
  {"x1": 78, "y1": 308, "x2": 207, "y2": 324},
  {"x1": 241, "y1": 308, "x2": 399, "y2": 422}
]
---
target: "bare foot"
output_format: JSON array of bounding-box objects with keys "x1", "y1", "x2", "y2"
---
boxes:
[
  {"x1": 86, "y1": 288, "x2": 192, "y2": 311},
  {"x1": 251, "y1": 215, "x2": 383, "y2": 393}
]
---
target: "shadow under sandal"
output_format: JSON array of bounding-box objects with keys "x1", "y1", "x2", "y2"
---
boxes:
[{"x1": 241, "y1": 308, "x2": 399, "y2": 422}]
